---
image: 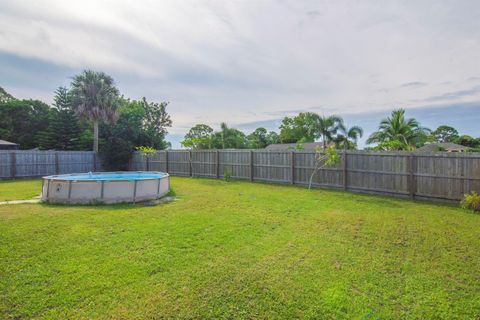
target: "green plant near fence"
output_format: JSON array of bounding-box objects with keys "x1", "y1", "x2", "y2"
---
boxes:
[{"x1": 461, "y1": 191, "x2": 480, "y2": 212}]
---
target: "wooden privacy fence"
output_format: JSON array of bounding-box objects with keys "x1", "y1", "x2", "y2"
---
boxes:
[
  {"x1": 0, "y1": 150, "x2": 101, "y2": 179},
  {"x1": 131, "y1": 150, "x2": 480, "y2": 201}
]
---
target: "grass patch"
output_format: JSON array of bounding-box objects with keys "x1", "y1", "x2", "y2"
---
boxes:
[
  {"x1": 0, "y1": 178, "x2": 42, "y2": 201},
  {"x1": 0, "y1": 177, "x2": 479, "y2": 319}
]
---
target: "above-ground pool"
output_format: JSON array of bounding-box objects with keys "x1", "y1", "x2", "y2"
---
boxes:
[{"x1": 41, "y1": 172, "x2": 170, "y2": 204}]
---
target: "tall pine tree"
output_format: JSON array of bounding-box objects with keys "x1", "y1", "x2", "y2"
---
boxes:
[{"x1": 40, "y1": 87, "x2": 82, "y2": 150}]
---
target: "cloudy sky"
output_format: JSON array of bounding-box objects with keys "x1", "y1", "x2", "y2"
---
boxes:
[{"x1": 1, "y1": 0, "x2": 479, "y2": 147}]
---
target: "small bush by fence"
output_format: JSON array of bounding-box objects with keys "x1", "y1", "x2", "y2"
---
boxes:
[
  {"x1": 0, "y1": 150, "x2": 101, "y2": 179},
  {"x1": 131, "y1": 149, "x2": 480, "y2": 202}
]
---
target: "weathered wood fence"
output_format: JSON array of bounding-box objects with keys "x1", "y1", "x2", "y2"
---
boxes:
[
  {"x1": 0, "y1": 150, "x2": 101, "y2": 179},
  {"x1": 131, "y1": 150, "x2": 480, "y2": 201}
]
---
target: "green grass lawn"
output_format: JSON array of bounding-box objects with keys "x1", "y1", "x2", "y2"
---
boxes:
[
  {"x1": 0, "y1": 178, "x2": 42, "y2": 201},
  {"x1": 1, "y1": 177, "x2": 479, "y2": 319}
]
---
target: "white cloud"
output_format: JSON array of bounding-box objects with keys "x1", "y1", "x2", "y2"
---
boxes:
[{"x1": 1, "y1": 0, "x2": 480, "y2": 135}]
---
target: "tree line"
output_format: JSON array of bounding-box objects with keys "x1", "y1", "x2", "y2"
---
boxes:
[
  {"x1": 2, "y1": 69, "x2": 479, "y2": 157},
  {"x1": 182, "y1": 115, "x2": 364, "y2": 150},
  {"x1": 0, "y1": 70, "x2": 172, "y2": 169},
  {"x1": 182, "y1": 109, "x2": 480, "y2": 151}
]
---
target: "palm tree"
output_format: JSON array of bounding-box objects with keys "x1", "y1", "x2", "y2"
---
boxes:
[
  {"x1": 336, "y1": 125, "x2": 363, "y2": 150},
  {"x1": 315, "y1": 115, "x2": 344, "y2": 150},
  {"x1": 220, "y1": 122, "x2": 228, "y2": 149},
  {"x1": 366, "y1": 109, "x2": 430, "y2": 150},
  {"x1": 70, "y1": 70, "x2": 120, "y2": 152}
]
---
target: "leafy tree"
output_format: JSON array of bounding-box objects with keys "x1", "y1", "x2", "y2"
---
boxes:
[
  {"x1": 431, "y1": 125, "x2": 459, "y2": 143},
  {"x1": 279, "y1": 113, "x2": 344, "y2": 149},
  {"x1": 454, "y1": 135, "x2": 479, "y2": 148},
  {"x1": 182, "y1": 124, "x2": 214, "y2": 149},
  {"x1": 248, "y1": 127, "x2": 268, "y2": 149},
  {"x1": 0, "y1": 86, "x2": 15, "y2": 103},
  {"x1": 279, "y1": 112, "x2": 318, "y2": 143},
  {"x1": 0, "y1": 99, "x2": 52, "y2": 149},
  {"x1": 182, "y1": 124, "x2": 278, "y2": 150},
  {"x1": 77, "y1": 125, "x2": 94, "y2": 150},
  {"x1": 335, "y1": 124, "x2": 363, "y2": 150},
  {"x1": 367, "y1": 109, "x2": 430, "y2": 150},
  {"x1": 70, "y1": 70, "x2": 120, "y2": 152},
  {"x1": 100, "y1": 97, "x2": 171, "y2": 170},
  {"x1": 211, "y1": 123, "x2": 249, "y2": 149},
  {"x1": 141, "y1": 97, "x2": 172, "y2": 149},
  {"x1": 266, "y1": 131, "x2": 280, "y2": 146},
  {"x1": 100, "y1": 100, "x2": 143, "y2": 170}
]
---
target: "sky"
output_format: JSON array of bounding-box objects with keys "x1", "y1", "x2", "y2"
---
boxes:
[{"x1": 1, "y1": 0, "x2": 479, "y2": 148}]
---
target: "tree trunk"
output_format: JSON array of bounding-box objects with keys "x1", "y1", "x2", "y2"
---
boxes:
[{"x1": 93, "y1": 120, "x2": 99, "y2": 152}]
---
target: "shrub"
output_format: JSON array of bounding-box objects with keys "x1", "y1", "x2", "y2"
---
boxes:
[
  {"x1": 135, "y1": 146, "x2": 156, "y2": 155},
  {"x1": 224, "y1": 167, "x2": 233, "y2": 182},
  {"x1": 308, "y1": 145, "x2": 340, "y2": 189},
  {"x1": 167, "y1": 187, "x2": 176, "y2": 197},
  {"x1": 461, "y1": 191, "x2": 480, "y2": 212}
]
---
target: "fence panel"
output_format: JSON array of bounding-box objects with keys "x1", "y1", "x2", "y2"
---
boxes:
[
  {"x1": 129, "y1": 150, "x2": 480, "y2": 202},
  {"x1": 15, "y1": 152, "x2": 56, "y2": 177},
  {"x1": 414, "y1": 153, "x2": 480, "y2": 200},
  {"x1": 0, "y1": 152, "x2": 13, "y2": 178},
  {"x1": 130, "y1": 152, "x2": 146, "y2": 171},
  {"x1": 168, "y1": 150, "x2": 190, "y2": 176},
  {"x1": 346, "y1": 152, "x2": 409, "y2": 195},
  {"x1": 0, "y1": 150, "x2": 101, "y2": 179},
  {"x1": 58, "y1": 152, "x2": 97, "y2": 174},
  {"x1": 192, "y1": 150, "x2": 216, "y2": 178},
  {"x1": 219, "y1": 150, "x2": 250, "y2": 179},
  {"x1": 465, "y1": 154, "x2": 480, "y2": 197},
  {"x1": 149, "y1": 151, "x2": 167, "y2": 172},
  {"x1": 253, "y1": 151, "x2": 291, "y2": 183},
  {"x1": 293, "y1": 152, "x2": 343, "y2": 188}
]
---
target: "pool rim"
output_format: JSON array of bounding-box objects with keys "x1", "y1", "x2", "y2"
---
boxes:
[{"x1": 42, "y1": 171, "x2": 169, "y2": 182}]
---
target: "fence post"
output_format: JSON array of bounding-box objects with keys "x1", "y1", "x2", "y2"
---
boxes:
[
  {"x1": 10, "y1": 152, "x2": 16, "y2": 178},
  {"x1": 250, "y1": 150, "x2": 254, "y2": 181},
  {"x1": 460, "y1": 156, "x2": 465, "y2": 196},
  {"x1": 291, "y1": 151, "x2": 295, "y2": 184},
  {"x1": 93, "y1": 152, "x2": 97, "y2": 171},
  {"x1": 216, "y1": 150, "x2": 220, "y2": 179},
  {"x1": 146, "y1": 155, "x2": 150, "y2": 171},
  {"x1": 342, "y1": 151, "x2": 347, "y2": 190},
  {"x1": 165, "y1": 150, "x2": 169, "y2": 173},
  {"x1": 55, "y1": 152, "x2": 60, "y2": 175},
  {"x1": 100, "y1": 180, "x2": 105, "y2": 202},
  {"x1": 409, "y1": 153, "x2": 416, "y2": 199},
  {"x1": 189, "y1": 150, "x2": 193, "y2": 177},
  {"x1": 133, "y1": 180, "x2": 137, "y2": 203}
]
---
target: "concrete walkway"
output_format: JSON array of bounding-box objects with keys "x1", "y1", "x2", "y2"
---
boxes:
[{"x1": 0, "y1": 199, "x2": 41, "y2": 205}]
